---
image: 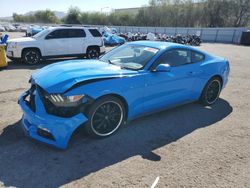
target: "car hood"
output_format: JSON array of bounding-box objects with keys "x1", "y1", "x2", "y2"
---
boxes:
[
  {"x1": 8, "y1": 37, "x2": 36, "y2": 43},
  {"x1": 32, "y1": 60, "x2": 138, "y2": 93}
]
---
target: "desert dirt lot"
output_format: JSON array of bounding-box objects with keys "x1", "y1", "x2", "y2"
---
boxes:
[{"x1": 0, "y1": 32, "x2": 250, "y2": 188}]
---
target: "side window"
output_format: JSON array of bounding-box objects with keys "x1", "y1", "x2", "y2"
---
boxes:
[
  {"x1": 68, "y1": 29, "x2": 86, "y2": 38},
  {"x1": 192, "y1": 51, "x2": 205, "y2": 63},
  {"x1": 59, "y1": 30, "x2": 69, "y2": 38},
  {"x1": 46, "y1": 30, "x2": 60, "y2": 39},
  {"x1": 156, "y1": 49, "x2": 191, "y2": 67},
  {"x1": 89, "y1": 29, "x2": 102, "y2": 37},
  {"x1": 46, "y1": 29, "x2": 68, "y2": 39}
]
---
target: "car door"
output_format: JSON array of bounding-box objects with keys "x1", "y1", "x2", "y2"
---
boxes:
[
  {"x1": 43, "y1": 29, "x2": 69, "y2": 56},
  {"x1": 143, "y1": 48, "x2": 202, "y2": 113},
  {"x1": 67, "y1": 29, "x2": 86, "y2": 55}
]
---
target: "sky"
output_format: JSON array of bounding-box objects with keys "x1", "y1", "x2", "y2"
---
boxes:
[{"x1": 0, "y1": 0, "x2": 149, "y2": 17}]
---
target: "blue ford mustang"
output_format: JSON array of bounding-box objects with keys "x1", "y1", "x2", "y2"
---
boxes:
[{"x1": 18, "y1": 41, "x2": 230, "y2": 149}]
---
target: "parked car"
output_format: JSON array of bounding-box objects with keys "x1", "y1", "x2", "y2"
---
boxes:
[
  {"x1": 0, "y1": 26, "x2": 6, "y2": 32},
  {"x1": 16, "y1": 25, "x2": 28, "y2": 32},
  {"x1": 18, "y1": 41, "x2": 230, "y2": 149},
  {"x1": 4, "y1": 24, "x2": 16, "y2": 32},
  {"x1": 26, "y1": 25, "x2": 43, "y2": 36},
  {"x1": 102, "y1": 31, "x2": 126, "y2": 46},
  {"x1": 146, "y1": 32, "x2": 156, "y2": 41},
  {"x1": 7, "y1": 26, "x2": 105, "y2": 64}
]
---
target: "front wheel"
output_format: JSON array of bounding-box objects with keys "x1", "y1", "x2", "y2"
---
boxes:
[
  {"x1": 22, "y1": 49, "x2": 41, "y2": 65},
  {"x1": 200, "y1": 77, "x2": 222, "y2": 106},
  {"x1": 85, "y1": 96, "x2": 126, "y2": 137}
]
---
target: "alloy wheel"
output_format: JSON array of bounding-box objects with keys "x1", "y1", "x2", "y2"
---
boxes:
[
  {"x1": 88, "y1": 49, "x2": 99, "y2": 59},
  {"x1": 25, "y1": 51, "x2": 39, "y2": 64},
  {"x1": 91, "y1": 101, "x2": 123, "y2": 136},
  {"x1": 205, "y1": 80, "x2": 221, "y2": 104}
]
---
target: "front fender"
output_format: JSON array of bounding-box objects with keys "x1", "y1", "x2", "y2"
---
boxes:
[{"x1": 65, "y1": 74, "x2": 146, "y2": 120}]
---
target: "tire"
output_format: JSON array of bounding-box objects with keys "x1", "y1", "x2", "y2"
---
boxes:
[
  {"x1": 86, "y1": 47, "x2": 100, "y2": 59},
  {"x1": 200, "y1": 77, "x2": 222, "y2": 106},
  {"x1": 85, "y1": 96, "x2": 126, "y2": 137},
  {"x1": 194, "y1": 40, "x2": 200, "y2": 46},
  {"x1": 22, "y1": 49, "x2": 41, "y2": 65}
]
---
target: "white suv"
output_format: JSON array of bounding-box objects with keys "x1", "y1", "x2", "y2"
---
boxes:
[{"x1": 6, "y1": 27, "x2": 105, "y2": 65}]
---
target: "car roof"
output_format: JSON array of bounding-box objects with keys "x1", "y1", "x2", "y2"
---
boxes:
[
  {"x1": 129, "y1": 41, "x2": 208, "y2": 55},
  {"x1": 48, "y1": 26, "x2": 98, "y2": 30},
  {"x1": 129, "y1": 41, "x2": 185, "y2": 49}
]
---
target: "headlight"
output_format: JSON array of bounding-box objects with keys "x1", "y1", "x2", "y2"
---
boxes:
[
  {"x1": 11, "y1": 42, "x2": 18, "y2": 48},
  {"x1": 47, "y1": 94, "x2": 85, "y2": 107}
]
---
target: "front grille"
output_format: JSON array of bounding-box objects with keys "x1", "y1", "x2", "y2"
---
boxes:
[
  {"x1": 37, "y1": 128, "x2": 55, "y2": 141},
  {"x1": 37, "y1": 86, "x2": 81, "y2": 118}
]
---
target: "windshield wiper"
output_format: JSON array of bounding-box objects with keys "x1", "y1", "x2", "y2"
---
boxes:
[
  {"x1": 107, "y1": 60, "x2": 136, "y2": 71},
  {"x1": 108, "y1": 60, "x2": 113, "y2": 64},
  {"x1": 120, "y1": 66, "x2": 133, "y2": 70},
  {"x1": 108, "y1": 60, "x2": 121, "y2": 67}
]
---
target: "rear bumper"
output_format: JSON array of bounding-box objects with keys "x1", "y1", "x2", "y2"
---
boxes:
[{"x1": 18, "y1": 90, "x2": 88, "y2": 149}]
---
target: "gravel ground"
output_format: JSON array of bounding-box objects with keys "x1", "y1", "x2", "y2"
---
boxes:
[{"x1": 0, "y1": 32, "x2": 250, "y2": 188}]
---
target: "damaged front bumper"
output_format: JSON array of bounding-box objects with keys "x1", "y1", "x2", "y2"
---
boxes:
[{"x1": 18, "y1": 89, "x2": 88, "y2": 149}]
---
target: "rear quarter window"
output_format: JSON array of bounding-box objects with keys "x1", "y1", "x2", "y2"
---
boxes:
[
  {"x1": 156, "y1": 49, "x2": 192, "y2": 67},
  {"x1": 68, "y1": 29, "x2": 86, "y2": 38},
  {"x1": 89, "y1": 29, "x2": 102, "y2": 37},
  {"x1": 192, "y1": 51, "x2": 205, "y2": 63}
]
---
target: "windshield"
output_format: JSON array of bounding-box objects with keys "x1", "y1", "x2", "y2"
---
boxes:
[
  {"x1": 100, "y1": 44, "x2": 159, "y2": 70},
  {"x1": 32, "y1": 29, "x2": 50, "y2": 39}
]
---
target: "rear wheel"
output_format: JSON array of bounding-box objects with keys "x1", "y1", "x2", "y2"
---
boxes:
[
  {"x1": 85, "y1": 96, "x2": 126, "y2": 137},
  {"x1": 200, "y1": 77, "x2": 222, "y2": 106},
  {"x1": 86, "y1": 47, "x2": 100, "y2": 59},
  {"x1": 22, "y1": 49, "x2": 41, "y2": 65}
]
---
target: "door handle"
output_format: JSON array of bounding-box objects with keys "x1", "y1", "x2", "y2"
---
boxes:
[
  {"x1": 187, "y1": 70, "x2": 203, "y2": 76},
  {"x1": 187, "y1": 71, "x2": 195, "y2": 76}
]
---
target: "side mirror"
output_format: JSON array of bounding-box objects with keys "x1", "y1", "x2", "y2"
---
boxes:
[{"x1": 155, "y1": 64, "x2": 171, "y2": 72}]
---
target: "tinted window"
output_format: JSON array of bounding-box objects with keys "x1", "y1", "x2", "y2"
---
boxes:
[
  {"x1": 46, "y1": 29, "x2": 68, "y2": 39},
  {"x1": 68, "y1": 29, "x2": 86, "y2": 38},
  {"x1": 46, "y1": 29, "x2": 86, "y2": 39},
  {"x1": 192, "y1": 51, "x2": 205, "y2": 63},
  {"x1": 89, "y1": 29, "x2": 102, "y2": 37},
  {"x1": 155, "y1": 49, "x2": 191, "y2": 67}
]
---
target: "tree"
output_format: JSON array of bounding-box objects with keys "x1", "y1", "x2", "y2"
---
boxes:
[
  {"x1": 13, "y1": 10, "x2": 59, "y2": 23},
  {"x1": 13, "y1": 13, "x2": 24, "y2": 22},
  {"x1": 63, "y1": 7, "x2": 81, "y2": 24},
  {"x1": 12, "y1": 0, "x2": 250, "y2": 27},
  {"x1": 34, "y1": 10, "x2": 59, "y2": 23},
  {"x1": 231, "y1": 0, "x2": 250, "y2": 27}
]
